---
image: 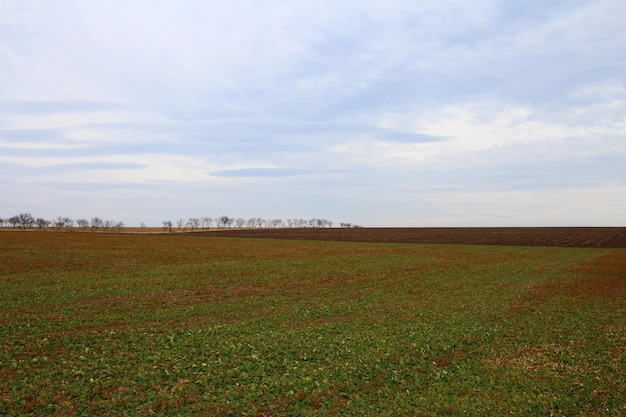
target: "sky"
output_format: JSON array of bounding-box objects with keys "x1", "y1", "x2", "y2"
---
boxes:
[{"x1": 1, "y1": 0, "x2": 625, "y2": 227}]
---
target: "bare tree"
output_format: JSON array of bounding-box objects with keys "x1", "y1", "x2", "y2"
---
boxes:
[
  {"x1": 201, "y1": 217, "x2": 213, "y2": 229},
  {"x1": 268, "y1": 219, "x2": 283, "y2": 228},
  {"x1": 187, "y1": 217, "x2": 200, "y2": 230},
  {"x1": 247, "y1": 217, "x2": 263, "y2": 228},
  {"x1": 36, "y1": 218, "x2": 50, "y2": 230},
  {"x1": 91, "y1": 217, "x2": 103, "y2": 232},
  {"x1": 16, "y1": 213, "x2": 35, "y2": 229},
  {"x1": 76, "y1": 219, "x2": 89, "y2": 230},
  {"x1": 8, "y1": 216, "x2": 19, "y2": 228},
  {"x1": 162, "y1": 220, "x2": 173, "y2": 232},
  {"x1": 216, "y1": 216, "x2": 231, "y2": 228},
  {"x1": 288, "y1": 218, "x2": 305, "y2": 228},
  {"x1": 115, "y1": 221, "x2": 124, "y2": 232},
  {"x1": 104, "y1": 220, "x2": 117, "y2": 232},
  {"x1": 235, "y1": 218, "x2": 246, "y2": 228},
  {"x1": 176, "y1": 218, "x2": 185, "y2": 231},
  {"x1": 53, "y1": 216, "x2": 66, "y2": 231}
]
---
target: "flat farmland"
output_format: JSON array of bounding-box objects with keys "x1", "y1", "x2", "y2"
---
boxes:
[
  {"x1": 188, "y1": 227, "x2": 626, "y2": 248},
  {"x1": 1, "y1": 231, "x2": 625, "y2": 416}
]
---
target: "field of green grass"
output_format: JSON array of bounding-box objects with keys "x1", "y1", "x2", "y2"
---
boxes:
[{"x1": 1, "y1": 231, "x2": 624, "y2": 416}]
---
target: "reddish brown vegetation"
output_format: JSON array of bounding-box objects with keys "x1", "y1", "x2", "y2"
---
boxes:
[
  {"x1": 185, "y1": 227, "x2": 626, "y2": 248},
  {"x1": 565, "y1": 251, "x2": 626, "y2": 301},
  {"x1": 509, "y1": 250, "x2": 626, "y2": 314}
]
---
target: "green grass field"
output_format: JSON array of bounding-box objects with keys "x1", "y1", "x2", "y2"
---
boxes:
[{"x1": 1, "y1": 232, "x2": 624, "y2": 416}]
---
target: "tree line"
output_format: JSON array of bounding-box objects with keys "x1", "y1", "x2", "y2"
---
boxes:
[
  {"x1": 0, "y1": 213, "x2": 124, "y2": 232},
  {"x1": 160, "y1": 216, "x2": 359, "y2": 232},
  {"x1": 1, "y1": 213, "x2": 360, "y2": 232}
]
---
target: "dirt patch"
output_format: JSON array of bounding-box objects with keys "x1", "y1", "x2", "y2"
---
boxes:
[
  {"x1": 508, "y1": 251, "x2": 626, "y2": 313},
  {"x1": 509, "y1": 277, "x2": 625, "y2": 314},
  {"x1": 571, "y1": 252, "x2": 626, "y2": 278},
  {"x1": 565, "y1": 251, "x2": 626, "y2": 301},
  {"x1": 562, "y1": 277, "x2": 626, "y2": 301}
]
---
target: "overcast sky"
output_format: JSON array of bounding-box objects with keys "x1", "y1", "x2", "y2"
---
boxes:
[{"x1": 1, "y1": 0, "x2": 624, "y2": 227}]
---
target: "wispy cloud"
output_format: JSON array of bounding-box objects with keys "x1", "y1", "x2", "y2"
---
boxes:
[
  {"x1": 210, "y1": 168, "x2": 313, "y2": 178},
  {"x1": 0, "y1": 100, "x2": 122, "y2": 115}
]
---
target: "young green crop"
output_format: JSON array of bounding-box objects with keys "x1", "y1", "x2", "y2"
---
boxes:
[{"x1": 1, "y1": 232, "x2": 624, "y2": 416}]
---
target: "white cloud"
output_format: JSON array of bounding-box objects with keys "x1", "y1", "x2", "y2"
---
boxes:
[
  {"x1": 1, "y1": 152, "x2": 262, "y2": 184},
  {"x1": 331, "y1": 138, "x2": 432, "y2": 167},
  {"x1": 377, "y1": 95, "x2": 626, "y2": 156},
  {"x1": 375, "y1": 185, "x2": 626, "y2": 227},
  {"x1": 0, "y1": 141, "x2": 84, "y2": 151}
]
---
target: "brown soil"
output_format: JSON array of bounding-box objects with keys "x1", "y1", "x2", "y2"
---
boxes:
[{"x1": 182, "y1": 227, "x2": 626, "y2": 248}]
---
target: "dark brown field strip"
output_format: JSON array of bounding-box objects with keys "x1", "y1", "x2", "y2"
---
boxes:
[{"x1": 181, "y1": 227, "x2": 626, "y2": 248}]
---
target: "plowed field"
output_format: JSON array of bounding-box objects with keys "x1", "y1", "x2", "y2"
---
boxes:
[{"x1": 185, "y1": 227, "x2": 626, "y2": 248}]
